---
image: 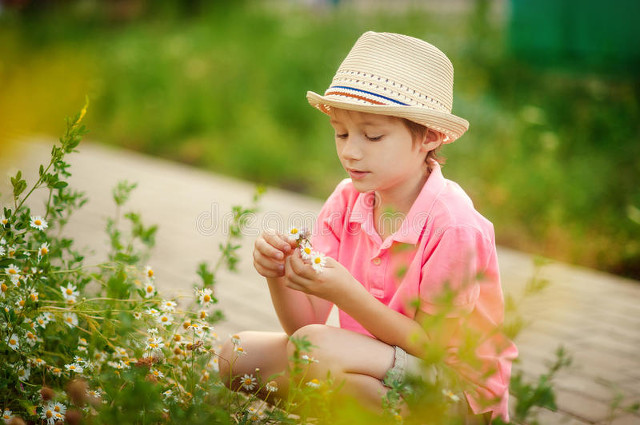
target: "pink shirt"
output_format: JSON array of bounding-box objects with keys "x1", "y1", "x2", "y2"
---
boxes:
[{"x1": 311, "y1": 163, "x2": 517, "y2": 421}]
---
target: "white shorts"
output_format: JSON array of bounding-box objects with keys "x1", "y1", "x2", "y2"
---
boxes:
[{"x1": 386, "y1": 346, "x2": 491, "y2": 424}]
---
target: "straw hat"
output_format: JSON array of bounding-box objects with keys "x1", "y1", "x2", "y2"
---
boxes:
[{"x1": 307, "y1": 31, "x2": 469, "y2": 142}]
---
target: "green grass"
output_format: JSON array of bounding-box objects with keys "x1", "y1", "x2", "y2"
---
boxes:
[{"x1": 1, "y1": 1, "x2": 639, "y2": 278}]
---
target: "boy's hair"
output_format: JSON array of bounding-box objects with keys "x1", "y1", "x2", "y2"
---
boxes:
[{"x1": 402, "y1": 118, "x2": 445, "y2": 165}]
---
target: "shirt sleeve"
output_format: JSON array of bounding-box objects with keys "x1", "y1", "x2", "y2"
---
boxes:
[
  {"x1": 310, "y1": 179, "x2": 351, "y2": 260},
  {"x1": 418, "y1": 225, "x2": 492, "y2": 317}
]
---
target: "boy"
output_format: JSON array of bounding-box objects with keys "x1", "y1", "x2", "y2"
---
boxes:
[{"x1": 219, "y1": 31, "x2": 517, "y2": 423}]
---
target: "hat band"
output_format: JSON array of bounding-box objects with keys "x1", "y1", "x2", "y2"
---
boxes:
[{"x1": 324, "y1": 85, "x2": 409, "y2": 107}]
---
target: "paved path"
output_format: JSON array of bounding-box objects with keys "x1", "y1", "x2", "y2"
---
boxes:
[{"x1": 2, "y1": 139, "x2": 639, "y2": 424}]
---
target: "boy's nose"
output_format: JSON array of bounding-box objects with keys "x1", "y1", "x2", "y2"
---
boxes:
[{"x1": 341, "y1": 139, "x2": 363, "y2": 161}]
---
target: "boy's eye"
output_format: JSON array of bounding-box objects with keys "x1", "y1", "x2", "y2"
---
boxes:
[
  {"x1": 335, "y1": 133, "x2": 348, "y2": 139},
  {"x1": 366, "y1": 135, "x2": 383, "y2": 141}
]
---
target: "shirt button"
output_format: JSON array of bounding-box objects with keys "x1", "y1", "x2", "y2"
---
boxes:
[{"x1": 372, "y1": 257, "x2": 381, "y2": 266}]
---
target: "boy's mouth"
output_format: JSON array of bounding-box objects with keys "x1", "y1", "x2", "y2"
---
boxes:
[{"x1": 347, "y1": 168, "x2": 370, "y2": 180}]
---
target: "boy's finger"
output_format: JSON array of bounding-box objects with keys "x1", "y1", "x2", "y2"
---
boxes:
[
  {"x1": 253, "y1": 256, "x2": 284, "y2": 278},
  {"x1": 255, "y1": 238, "x2": 284, "y2": 260},
  {"x1": 263, "y1": 231, "x2": 294, "y2": 254},
  {"x1": 290, "y1": 250, "x2": 314, "y2": 278},
  {"x1": 253, "y1": 250, "x2": 285, "y2": 271}
]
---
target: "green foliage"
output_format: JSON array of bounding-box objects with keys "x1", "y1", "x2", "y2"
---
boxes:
[
  {"x1": 0, "y1": 105, "x2": 258, "y2": 424},
  {"x1": 501, "y1": 347, "x2": 572, "y2": 425},
  {"x1": 1, "y1": 2, "x2": 639, "y2": 278}
]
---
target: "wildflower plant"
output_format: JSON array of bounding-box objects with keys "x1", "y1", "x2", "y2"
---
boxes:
[{"x1": 0, "y1": 103, "x2": 260, "y2": 424}]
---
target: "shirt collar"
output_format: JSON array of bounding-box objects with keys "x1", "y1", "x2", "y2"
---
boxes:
[{"x1": 348, "y1": 162, "x2": 447, "y2": 245}]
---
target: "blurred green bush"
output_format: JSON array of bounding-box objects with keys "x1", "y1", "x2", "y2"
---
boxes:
[{"x1": 1, "y1": 0, "x2": 638, "y2": 278}]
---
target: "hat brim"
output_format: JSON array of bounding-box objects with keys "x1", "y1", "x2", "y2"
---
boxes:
[{"x1": 307, "y1": 91, "x2": 469, "y2": 142}]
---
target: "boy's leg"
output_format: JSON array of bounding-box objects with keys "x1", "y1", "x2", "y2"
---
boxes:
[
  {"x1": 288, "y1": 324, "x2": 395, "y2": 411},
  {"x1": 218, "y1": 326, "x2": 396, "y2": 410},
  {"x1": 218, "y1": 331, "x2": 292, "y2": 397}
]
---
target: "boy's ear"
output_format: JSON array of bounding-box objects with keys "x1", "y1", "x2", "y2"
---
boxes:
[{"x1": 419, "y1": 129, "x2": 443, "y2": 152}]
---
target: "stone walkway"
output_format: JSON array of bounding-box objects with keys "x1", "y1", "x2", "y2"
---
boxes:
[{"x1": 2, "y1": 139, "x2": 639, "y2": 424}]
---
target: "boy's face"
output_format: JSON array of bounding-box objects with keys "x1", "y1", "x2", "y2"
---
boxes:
[{"x1": 329, "y1": 109, "x2": 435, "y2": 198}]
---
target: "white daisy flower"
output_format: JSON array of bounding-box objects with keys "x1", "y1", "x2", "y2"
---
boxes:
[
  {"x1": 287, "y1": 226, "x2": 305, "y2": 241},
  {"x1": 2, "y1": 409, "x2": 13, "y2": 422},
  {"x1": 301, "y1": 354, "x2": 319, "y2": 364},
  {"x1": 38, "y1": 242, "x2": 49, "y2": 258},
  {"x1": 50, "y1": 367, "x2": 62, "y2": 377},
  {"x1": 6, "y1": 245, "x2": 16, "y2": 258},
  {"x1": 144, "y1": 265, "x2": 155, "y2": 279},
  {"x1": 51, "y1": 401, "x2": 66, "y2": 416},
  {"x1": 5, "y1": 264, "x2": 21, "y2": 285},
  {"x1": 239, "y1": 373, "x2": 257, "y2": 391},
  {"x1": 300, "y1": 240, "x2": 314, "y2": 260},
  {"x1": 25, "y1": 331, "x2": 38, "y2": 346},
  {"x1": 197, "y1": 288, "x2": 214, "y2": 305},
  {"x1": 6, "y1": 333, "x2": 19, "y2": 350},
  {"x1": 147, "y1": 328, "x2": 159, "y2": 335},
  {"x1": 306, "y1": 378, "x2": 321, "y2": 389},
  {"x1": 133, "y1": 312, "x2": 142, "y2": 320},
  {"x1": 188, "y1": 322, "x2": 205, "y2": 337},
  {"x1": 109, "y1": 360, "x2": 130, "y2": 370},
  {"x1": 74, "y1": 356, "x2": 89, "y2": 366},
  {"x1": 160, "y1": 300, "x2": 177, "y2": 312},
  {"x1": 29, "y1": 289, "x2": 39, "y2": 302},
  {"x1": 208, "y1": 357, "x2": 219, "y2": 372},
  {"x1": 230, "y1": 334, "x2": 241, "y2": 345},
  {"x1": 149, "y1": 368, "x2": 164, "y2": 379},
  {"x1": 0, "y1": 245, "x2": 5, "y2": 257},
  {"x1": 93, "y1": 351, "x2": 107, "y2": 363},
  {"x1": 86, "y1": 388, "x2": 103, "y2": 400},
  {"x1": 145, "y1": 336, "x2": 164, "y2": 352},
  {"x1": 65, "y1": 363, "x2": 84, "y2": 374},
  {"x1": 442, "y1": 389, "x2": 461, "y2": 402},
  {"x1": 1, "y1": 282, "x2": 7, "y2": 299},
  {"x1": 15, "y1": 298, "x2": 26, "y2": 310},
  {"x1": 63, "y1": 312, "x2": 79, "y2": 328},
  {"x1": 156, "y1": 313, "x2": 173, "y2": 326},
  {"x1": 113, "y1": 346, "x2": 128, "y2": 358},
  {"x1": 143, "y1": 282, "x2": 156, "y2": 298},
  {"x1": 41, "y1": 402, "x2": 56, "y2": 425},
  {"x1": 246, "y1": 406, "x2": 264, "y2": 422},
  {"x1": 265, "y1": 380, "x2": 278, "y2": 392},
  {"x1": 233, "y1": 345, "x2": 247, "y2": 356},
  {"x1": 78, "y1": 337, "x2": 88, "y2": 346},
  {"x1": 29, "y1": 216, "x2": 48, "y2": 231},
  {"x1": 61, "y1": 282, "x2": 79, "y2": 301},
  {"x1": 36, "y1": 312, "x2": 53, "y2": 328},
  {"x1": 198, "y1": 309, "x2": 207, "y2": 320},
  {"x1": 310, "y1": 251, "x2": 327, "y2": 273},
  {"x1": 145, "y1": 307, "x2": 160, "y2": 317},
  {"x1": 0, "y1": 215, "x2": 8, "y2": 226},
  {"x1": 34, "y1": 358, "x2": 47, "y2": 368},
  {"x1": 16, "y1": 365, "x2": 30, "y2": 381},
  {"x1": 162, "y1": 389, "x2": 174, "y2": 400}
]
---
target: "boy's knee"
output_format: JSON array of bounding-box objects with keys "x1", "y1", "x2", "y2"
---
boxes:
[
  {"x1": 288, "y1": 324, "x2": 330, "y2": 351},
  {"x1": 287, "y1": 324, "x2": 334, "y2": 377}
]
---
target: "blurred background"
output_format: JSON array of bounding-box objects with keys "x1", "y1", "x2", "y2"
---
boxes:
[{"x1": 1, "y1": 0, "x2": 639, "y2": 279}]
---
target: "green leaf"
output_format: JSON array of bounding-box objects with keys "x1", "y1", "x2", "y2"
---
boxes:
[
  {"x1": 113, "y1": 181, "x2": 138, "y2": 206},
  {"x1": 196, "y1": 262, "x2": 215, "y2": 287}
]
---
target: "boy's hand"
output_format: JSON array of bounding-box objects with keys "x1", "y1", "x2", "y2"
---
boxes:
[
  {"x1": 253, "y1": 229, "x2": 296, "y2": 278},
  {"x1": 283, "y1": 248, "x2": 355, "y2": 303}
]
